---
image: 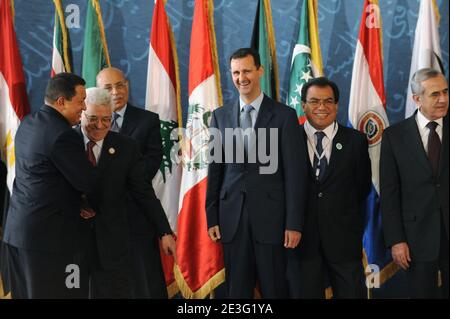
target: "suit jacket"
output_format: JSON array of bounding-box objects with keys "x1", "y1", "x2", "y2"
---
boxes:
[
  {"x1": 206, "y1": 94, "x2": 308, "y2": 244},
  {"x1": 78, "y1": 129, "x2": 171, "y2": 270},
  {"x1": 4, "y1": 105, "x2": 97, "y2": 253},
  {"x1": 119, "y1": 104, "x2": 163, "y2": 239},
  {"x1": 295, "y1": 124, "x2": 371, "y2": 263},
  {"x1": 381, "y1": 113, "x2": 449, "y2": 262}
]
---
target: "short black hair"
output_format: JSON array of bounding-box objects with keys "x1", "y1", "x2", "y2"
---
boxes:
[
  {"x1": 45, "y1": 73, "x2": 86, "y2": 103},
  {"x1": 229, "y1": 48, "x2": 261, "y2": 69},
  {"x1": 301, "y1": 77, "x2": 340, "y2": 103}
]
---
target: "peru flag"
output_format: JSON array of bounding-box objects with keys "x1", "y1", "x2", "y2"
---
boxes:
[{"x1": 175, "y1": 0, "x2": 224, "y2": 299}]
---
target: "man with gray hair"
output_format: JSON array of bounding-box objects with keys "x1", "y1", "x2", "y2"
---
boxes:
[
  {"x1": 381, "y1": 68, "x2": 449, "y2": 298},
  {"x1": 78, "y1": 87, "x2": 176, "y2": 298}
]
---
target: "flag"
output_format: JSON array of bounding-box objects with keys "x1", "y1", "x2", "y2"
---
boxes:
[
  {"x1": 51, "y1": 0, "x2": 72, "y2": 76},
  {"x1": 0, "y1": 0, "x2": 31, "y2": 299},
  {"x1": 287, "y1": 0, "x2": 323, "y2": 124},
  {"x1": 82, "y1": 0, "x2": 110, "y2": 88},
  {"x1": 146, "y1": 0, "x2": 182, "y2": 298},
  {"x1": 405, "y1": 0, "x2": 443, "y2": 118},
  {"x1": 175, "y1": 0, "x2": 224, "y2": 299},
  {"x1": 251, "y1": 0, "x2": 280, "y2": 101},
  {"x1": 348, "y1": 0, "x2": 398, "y2": 293}
]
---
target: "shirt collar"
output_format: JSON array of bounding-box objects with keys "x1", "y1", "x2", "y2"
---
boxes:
[
  {"x1": 239, "y1": 92, "x2": 264, "y2": 113},
  {"x1": 114, "y1": 103, "x2": 128, "y2": 117},
  {"x1": 81, "y1": 127, "x2": 104, "y2": 149},
  {"x1": 417, "y1": 108, "x2": 443, "y2": 129},
  {"x1": 304, "y1": 120, "x2": 336, "y2": 140}
]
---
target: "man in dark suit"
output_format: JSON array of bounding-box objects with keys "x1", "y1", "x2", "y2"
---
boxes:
[
  {"x1": 205, "y1": 48, "x2": 308, "y2": 298},
  {"x1": 3, "y1": 73, "x2": 98, "y2": 298},
  {"x1": 78, "y1": 87, "x2": 176, "y2": 298},
  {"x1": 286, "y1": 77, "x2": 371, "y2": 299},
  {"x1": 95, "y1": 67, "x2": 168, "y2": 298},
  {"x1": 381, "y1": 68, "x2": 449, "y2": 298}
]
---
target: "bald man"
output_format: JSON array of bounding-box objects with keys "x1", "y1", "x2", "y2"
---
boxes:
[{"x1": 96, "y1": 67, "x2": 167, "y2": 298}]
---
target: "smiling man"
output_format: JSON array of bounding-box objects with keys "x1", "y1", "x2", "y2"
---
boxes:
[
  {"x1": 287, "y1": 77, "x2": 371, "y2": 298},
  {"x1": 205, "y1": 48, "x2": 308, "y2": 298}
]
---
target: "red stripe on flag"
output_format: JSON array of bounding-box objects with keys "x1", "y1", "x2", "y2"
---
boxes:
[
  {"x1": 0, "y1": 0, "x2": 30, "y2": 120},
  {"x1": 188, "y1": 0, "x2": 214, "y2": 96},
  {"x1": 358, "y1": 0, "x2": 386, "y2": 108},
  {"x1": 177, "y1": 178, "x2": 224, "y2": 292}
]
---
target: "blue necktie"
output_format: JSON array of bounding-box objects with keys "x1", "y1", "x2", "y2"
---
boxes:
[
  {"x1": 110, "y1": 112, "x2": 121, "y2": 132},
  {"x1": 240, "y1": 104, "x2": 254, "y2": 154},
  {"x1": 313, "y1": 131, "x2": 327, "y2": 181}
]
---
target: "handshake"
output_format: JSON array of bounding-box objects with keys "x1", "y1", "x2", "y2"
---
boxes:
[{"x1": 80, "y1": 195, "x2": 96, "y2": 219}]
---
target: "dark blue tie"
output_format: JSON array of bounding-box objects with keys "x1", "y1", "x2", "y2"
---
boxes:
[
  {"x1": 110, "y1": 112, "x2": 121, "y2": 132},
  {"x1": 313, "y1": 131, "x2": 327, "y2": 181}
]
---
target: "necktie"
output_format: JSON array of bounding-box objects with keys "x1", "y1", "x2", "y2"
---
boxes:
[
  {"x1": 313, "y1": 131, "x2": 328, "y2": 181},
  {"x1": 240, "y1": 104, "x2": 254, "y2": 153},
  {"x1": 86, "y1": 140, "x2": 97, "y2": 166},
  {"x1": 110, "y1": 112, "x2": 121, "y2": 132},
  {"x1": 427, "y1": 121, "x2": 441, "y2": 177}
]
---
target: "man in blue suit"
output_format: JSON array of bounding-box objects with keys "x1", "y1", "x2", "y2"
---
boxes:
[
  {"x1": 3, "y1": 73, "x2": 98, "y2": 298},
  {"x1": 205, "y1": 48, "x2": 308, "y2": 298}
]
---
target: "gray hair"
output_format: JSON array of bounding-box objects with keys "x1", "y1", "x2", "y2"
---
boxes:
[
  {"x1": 85, "y1": 87, "x2": 113, "y2": 111},
  {"x1": 411, "y1": 68, "x2": 443, "y2": 95}
]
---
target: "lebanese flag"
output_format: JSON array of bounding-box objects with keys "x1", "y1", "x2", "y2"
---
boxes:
[
  {"x1": 145, "y1": 0, "x2": 182, "y2": 298},
  {"x1": 51, "y1": 0, "x2": 71, "y2": 76},
  {"x1": 175, "y1": 0, "x2": 224, "y2": 299},
  {"x1": 0, "y1": 0, "x2": 30, "y2": 193},
  {"x1": 348, "y1": 0, "x2": 397, "y2": 290}
]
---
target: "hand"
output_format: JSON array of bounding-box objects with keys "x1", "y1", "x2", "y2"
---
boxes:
[
  {"x1": 80, "y1": 208, "x2": 96, "y2": 219},
  {"x1": 161, "y1": 234, "x2": 177, "y2": 264},
  {"x1": 208, "y1": 226, "x2": 221, "y2": 242},
  {"x1": 284, "y1": 230, "x2": 302, "y2": 249},
  {"x1": 391, "y1": 242, "x2": 411, "y2": 270}
]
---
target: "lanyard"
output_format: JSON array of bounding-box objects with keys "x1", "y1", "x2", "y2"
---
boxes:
[{"x1": 306, "y1": 123, "x2": 338, "y2": 177}]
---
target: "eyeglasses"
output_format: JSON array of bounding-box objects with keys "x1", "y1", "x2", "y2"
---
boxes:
[
  {"x1": 103, "y1": 81, "x2": 127, "y2": 92},
  {"x1": 306, "y1": 99, "x2": 336, "y2": 107},
  {"x1": 84, "y1": 113, "x2": 112, "y2": 125}
]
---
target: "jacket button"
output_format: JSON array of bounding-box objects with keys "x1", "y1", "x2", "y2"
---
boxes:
[{"x1": 318, "y1": 192, "x2": 323, "y2": 198}]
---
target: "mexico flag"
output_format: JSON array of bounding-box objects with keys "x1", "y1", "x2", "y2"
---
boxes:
[
  {"x1": 175, "y1": 0, "x2": 224, "y2": 299},
  {"x1": 348, "y1": 0, "x2": 397, "y2": 293},
  {"x1": 145, "y1": 0, "x2": 182, "y2": 298},
  {"x1": 51, "y1": 0, "x2": 72, "y2": 76},
  {"x1": 0, "y1": 0, "x2": 30, "y2": 193}
]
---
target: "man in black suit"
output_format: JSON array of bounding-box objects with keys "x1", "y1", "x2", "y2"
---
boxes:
[
  {"x1": 205, "y1": 48, "x2": 308, "y2": 298},
  {"x1": 95, "y1": 67, "x2": 168, "y2": 298},
  {"x1": 78, "y1": 87, "x2": 176, "y2": 298},
  {"x1": 3, "y1": 73, "x2": 98, "y2": 298},
  {"x1": 381, "y1": 68, "x2": 449, "y2": 298},
  {"x1": 287, "y1": 77, "x2": 371, "y2": 299}
]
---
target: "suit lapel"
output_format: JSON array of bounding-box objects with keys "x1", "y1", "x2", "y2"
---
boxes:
[
  {"x1": 402, "y1": 114, "x2": 432, "y2": 174},
  {"x1": 97, "y1": 133, "x2": 115, "y2": 173},
  {"x1": 120, "y1": 105, "x2": 138, "y2": 136},
  {"x1": 251, "y1": 95, "x2": 274, "y2": 153}
]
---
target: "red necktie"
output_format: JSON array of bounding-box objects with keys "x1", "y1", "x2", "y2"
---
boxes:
[{"x1": 86, "y1": 140, "x2": 97, "y2": 166}]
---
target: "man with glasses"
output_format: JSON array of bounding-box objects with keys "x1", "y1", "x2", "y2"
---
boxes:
[
  {"x1": 95, "y1": 67, "x2": 167, "y2": 298},
  {"x1": 287, "y1": 77, "x2": 371, "y2": 298},
  {"x1": 77, "y1": 87, "x2": 175, "y2": 298}
]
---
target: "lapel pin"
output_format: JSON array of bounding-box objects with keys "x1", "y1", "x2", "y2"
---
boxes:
[
  {"x1": 109, "y1": 147, "x2": 115, "y2": 155},
  {"x1": 336, "y1": 143, "x2": 342, "y2": 150}
]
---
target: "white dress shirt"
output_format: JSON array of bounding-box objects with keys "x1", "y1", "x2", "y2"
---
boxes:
[
  {"x1": 82, "y1": 128, "x2": 104, "y2": 163},
  {"x1": 304, "y1": 120, "x2": 338, "y2": 166},
  {"x1": 415, "y1": 109, "x2": 443, "y2": 154},
  {"x1": 239, "y1": 92, "x2": 264, "y2": 128}
]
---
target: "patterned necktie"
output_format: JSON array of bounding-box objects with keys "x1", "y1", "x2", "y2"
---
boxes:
[
  {"x1": 110, "y1": 112, "x2": 121, "y2": 132},
  {"x1": 86, "y1": 140, "x2": 97, "y2": 167},
  {"x1": 240, "y1": 104, "x2": 254, "y2": 153},
  {"x1": 426, "y1": 121, "x2": 441, "y2": 177},
  {"x1": 313, "y1": 131, "x2": 328, "y2": 181}
]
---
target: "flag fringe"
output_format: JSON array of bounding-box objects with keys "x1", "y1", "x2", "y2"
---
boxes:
[
  {"x1": 10, "y1": 0, "x2": 14, "y2": 23},
  {"x1": 174, "y1": 264, "x2": 225, "y2": 299},
  {"x1": 166, "y1": 279, "x2": 180, "y2": 298},
  {"x1": 307, "y1": 0, "x2": 324, "y2": 75},
  {"x1": 432, "y1": 0, "x2": 440, "y2": 25},
  {"x1": 262, "y1": 0, "x2": 280, "y2": 101},
  {"x1": 53, "y1": 0, "x2": 71, "y2": 72},
  {"x1": 207, "y1": 0, "x2": 223, "y2": 107},
  {"x1": 91, "y1": 0, "x2": 111, "y2": 67}
]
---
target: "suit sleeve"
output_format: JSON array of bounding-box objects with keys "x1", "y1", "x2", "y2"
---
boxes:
[
  {"x1": 380, "y1": 130, "x2": 406, "y2": 247},
  {"x1": 127, "y1": 143, "x2": 172, "y2": 236},
  {"x1": 356, "y1": 133, "x2": 372, "y2": 204},
  {"x1": 281, "y1": 108, "x2": 307, "y2": 232},
  {"x1": 205, "y1": 111, "x2": 224, "y2": 229},
  {"x1": 143, "y1": 113, "x2": 163, "y2": 179},
  {"x1": 50, "y1": 129, "x2": 98, "y2": 195}
]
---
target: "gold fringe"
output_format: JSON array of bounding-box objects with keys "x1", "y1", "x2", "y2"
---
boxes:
[
  {"x1": 207, "y1": 0, "x2": 223, "y2": 107},
  {"x1": 432, "y1": 0, "x2": 440, "y2": 25},
  {"x1": 10, "y1": 0, "x2": 14, "y2": 23},
  {"x1": 92, "y1": 0, "x2": 111, "y2": 67},
  {"x1": 0, "y1": 276, "x2": 11, "y2": 299},
  {"x1": 166, "y1": 279, "x2": 180, "y2": 299},
  {"x1": 262, "y1": 0, "x2": 280, "y2": 101},
  {"x1": 174, "y1": 264, "x2": 225, "y2": 299},
  {"x1": 325, "y1": 286, "x2": 333, "y2": 299},
  {"x1": 53, "y1": 0, "x2": 72, "y2": 72},
  {"x1": 308, "y1": 0, "x2": 324, "y2": 75}
]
